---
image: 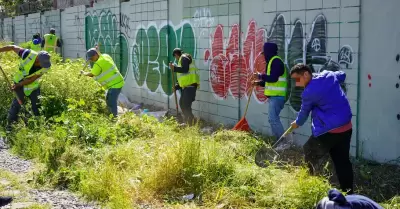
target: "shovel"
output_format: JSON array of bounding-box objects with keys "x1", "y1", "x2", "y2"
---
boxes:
[
  {"x1": 255, "y1": 126, "x2": 293, "y2": 168},
  {"x1": 170, "y1": 62, "x2": 183, "y2": 122}
]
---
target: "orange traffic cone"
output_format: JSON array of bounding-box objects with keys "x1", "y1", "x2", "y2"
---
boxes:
[{"x1": 232, "y1": 86, "x2": 254, "y2": 132}]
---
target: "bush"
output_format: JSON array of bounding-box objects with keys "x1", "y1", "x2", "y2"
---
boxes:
[{"x1": 0, "y1": 41, "x2": 340, "y2": 208}]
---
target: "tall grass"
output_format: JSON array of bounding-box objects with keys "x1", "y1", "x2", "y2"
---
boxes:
[{"x1": 1, "y1": 42, "x2": 387, "y2": 208}]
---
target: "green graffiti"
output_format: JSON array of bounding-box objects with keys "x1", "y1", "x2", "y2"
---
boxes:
[
  {"x1": 132, "y1": 22, "x2": 196, "y2": 96},
  {"x1": 85, "y1": 10, "x2": 129, "y2": 78}
]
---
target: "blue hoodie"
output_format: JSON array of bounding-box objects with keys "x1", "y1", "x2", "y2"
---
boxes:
[
  {"x1": 317, "y1": 189, "x2": 384, "y2": 209},
  {"x1": 295, "y1": 70, "x2": 352, "y2": 137},
  {"x1": 258, "y1": 42, "x2": 284, "y2": 88}
]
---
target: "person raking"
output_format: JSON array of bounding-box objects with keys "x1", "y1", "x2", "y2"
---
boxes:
[
  {"x1": 81, "y1": 47, "x2": 125, "y2": 118},
  {"x1": 289, "y1": 64, "x2": 354, "y2": 194},
  {"x1": 0, "y1": 45, "x2": 52, "y2": 131},
  {"x1": 169, "y1": 48, "x2": 200, "y2": 125}
]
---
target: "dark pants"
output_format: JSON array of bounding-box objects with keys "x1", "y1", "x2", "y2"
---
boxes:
[
  {"x1": 106, "y1": 88, "x2": 121, "y2": 117},
  {"x1": 303, "y1": 129, "x2": 354, "y2": 194},
  {"x1": 179, "y1": 86, "x2": 196, "y2": 125},
  {"x1": 8, "y1": 87, "x2": 41, "y2": 124}
]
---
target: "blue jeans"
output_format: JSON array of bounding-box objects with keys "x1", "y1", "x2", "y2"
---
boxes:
[
  {"x1": 106, "y1": 88, "x2": 121, "y2": 117},
  {"x1": 268, "y1": 96, "x2": 285, "y2": 139}
]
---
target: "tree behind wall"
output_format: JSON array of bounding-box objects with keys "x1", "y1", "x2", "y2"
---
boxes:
[{"x1": 0, "y1": 0, "x2": 53, "y2": 17}]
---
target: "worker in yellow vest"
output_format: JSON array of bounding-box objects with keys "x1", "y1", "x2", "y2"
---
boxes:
[
  {"x1": 0, "y1": 45, "x2": 51, "y2": 129},
  {"x1": 42, "y1": 28, "x2": 62, "y2": 53},
  {"x1": 29, "y1": 33, "x2": 41, "y2": 51},
  {"x1": 81, "y1": 47, "x2": 125, "y2": 117},
  {"x1": 253, "y1": 42, "x2": 288, "y2": 147},
  {"x1": 169, "y1": 48, "x2": 200, "y2": 125}
]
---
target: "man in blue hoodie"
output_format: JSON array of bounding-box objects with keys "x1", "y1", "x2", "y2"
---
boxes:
[
  {"x1": 253, "y1": 42, "x2": 287, "y2": 141},
  {"x1": 289, "y1": 64, "x2": 354, "y2": 194},
  {"x1": 316, "y1": 189, "x2": 384, "y2": 209}
]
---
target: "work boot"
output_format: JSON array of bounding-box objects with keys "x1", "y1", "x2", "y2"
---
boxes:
[{"x1": 0, "y1": 196, "x2": 13, "y2": 207}]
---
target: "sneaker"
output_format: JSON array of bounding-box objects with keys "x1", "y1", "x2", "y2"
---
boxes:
[{"x1": 0, "y1": 196, "x2": 13, "y2": 207}]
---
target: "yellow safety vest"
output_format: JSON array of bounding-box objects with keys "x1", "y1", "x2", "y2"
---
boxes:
[
  {"x1": 176, "y1": 55, "x2": 200, "y2": 88},
  {"x1": 264, "y1": 56, "x2": 287, "y2": 97},
  {"x1": 93, "y1": 54, "x2": 124, "y2": 89},
  {"x1": 44, "y1": 34, "x2": 58, "y2": 52},
  {"x1": 13, "y1": 51, "x2": 50, "y2": 96},
  {"x1": 30, "y1": 41, "x2": 41, "y2": 51}
]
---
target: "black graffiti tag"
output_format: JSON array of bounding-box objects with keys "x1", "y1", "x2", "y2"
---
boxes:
[{"x1": 120, "y1": 13, "x2": 131, "y2": 38}]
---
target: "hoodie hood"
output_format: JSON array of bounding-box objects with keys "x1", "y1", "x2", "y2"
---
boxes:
[{"x1": 263, "y1": 42, "x2": 278, "y2": 63}]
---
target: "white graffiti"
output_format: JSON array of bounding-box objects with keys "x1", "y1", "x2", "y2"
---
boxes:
[{"x1": 193, "y1": 8, "x2": 214, "y2": 28}]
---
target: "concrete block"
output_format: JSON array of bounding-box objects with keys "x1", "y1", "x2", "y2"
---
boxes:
[
  {"x1": 154, "y1": 1, "x2": 161, "y2": 10},
  {"x1": 218, "y1": 3, "x2": 229, "y2": 16},
  {"x1": 323, "y1": 0, "x2": 340, "y2": 8},
  {"x1": 229, "y1": 14, "x2": 239, "y2": 25},
  {"x1": 291, "y1": 0, "x2": 306, "y2": 10},
  {"x1": 191, "y1": 0, "x2": 200, "y2": 7},
  {"x1": 290, "y1": 10, "x2": 306, "y2": 22},
  {"x1": 137, "y1": 3, "x2": 142, "y2": 12},
  {"x1": 161, "y1": 0, "x2": 168, "y2": 10},
  {"x1": 228, "y1": 3, "x2": 240, "y2": 15},
  {"x1": 141, "y1": 12, "x2": 147, "y2": 20},
  {"x1": 306, "y1": 0, "x2": 323, "y2": 10},
  {"x1": 219, "y1": 15, "x2": 229, "y2": 28},
  {"x1": 326, "y1": 37, "x2": 340, "y2": 53},
  {"x1": 219, "y1": 0, "x2": 229, "y2": 4},
  {"x1": 277, "y1": 0, "x2": 290, "y2": 12},
  {"x1": 340, "y1": 22, "x2": 359, "y2": 38},
  {"x1": 199, "y1": 0, "x2": 209, "y2": 7},
  {"x1": 340, "y1": 6, "x2": 360, "y2": 23},
  {"x1": 183, "y1": 0, "x2": 191, "y2": 8},
  {"x1": 183, "y1": 8, "x2": 191, "y2": 19},
  {"x1": 160, "y1": 10, "x2": 168, "y2": 20},
  {"x1": 341, "y1": 0, "x2": 360, "y2": 7},
  {"x1": 209, "y1": 5, "x2": 219, "y2": 17},
  {"x1": 209, "y1": 0, "x2": 218, "y2": 6},
  {"x1": 229, "y1": 0, "x2": 239, "y2": 3},
  {"x1": 264, "y1": 0, "x2": 277, "y2": 13}
]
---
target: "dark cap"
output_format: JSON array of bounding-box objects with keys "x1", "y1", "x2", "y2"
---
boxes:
[
  {"x1": 172, "y1": 48, "x2": 183, "y2": 56},
  {"x1": 86, "y1": 48, "x2": 99, "y2": 61},
  {"x1": 50, "y1": 28, "x2": 56, "y2": 33},
  {"x1": 38, "y1": 51, "x2": 51, "y2": 68}
]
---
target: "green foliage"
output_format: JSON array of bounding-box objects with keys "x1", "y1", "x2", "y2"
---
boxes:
[{"x1": 0, "y1": 42, "x2": 389, "y2": 209}]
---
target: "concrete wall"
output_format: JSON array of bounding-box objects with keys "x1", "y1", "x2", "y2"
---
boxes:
[{"x1": 0, "y1": 0, "x2": 398, "y2": 163}]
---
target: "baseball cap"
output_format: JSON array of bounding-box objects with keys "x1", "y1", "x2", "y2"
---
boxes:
[
  {"x1": 33, "y1": 39, "x2": 40, "y2": 45},
  {"x1": 50, "y1": 28, "x2": 56, "y2": 33},
  {"x1": 172, "y1": 48, "x2": 182, "y2": 56},
  {"x1": 38, "y1": 51, "x2": 51, "y2": 68},
  {"x1": 86, "y1": 48, "x2": 99, "y2": 61}
]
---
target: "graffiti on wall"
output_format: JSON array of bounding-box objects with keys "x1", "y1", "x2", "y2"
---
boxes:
[
  {"x1": 4, "y1": 22, "x2": 13, "y2": 41},
  {"x1": 42, "y1": 15, "x2": 57, "y2": 34},
  {"x1": 28, "y1": 18, "x2": 41, "y2": 37},
  {"x1": 74, "y1": 14, "x2": 84, "y2": 43},
  {"x1": 85, "y1": 9, "x2": 129, "y2": 77},
  {"x1": 204, "y1": 14, "x2": 354, "y2": 112},
  {"x1": 132, "y1": 21, "x2": 196, "y2": 96}
]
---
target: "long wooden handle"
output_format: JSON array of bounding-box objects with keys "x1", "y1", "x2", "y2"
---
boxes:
[
  {"x1": 0, "y1": 66, "x2": 23, "y2": 105},
  {"x1": 242, "y1": 85, "x2": 254, "y2": 119},
  {"x1": 171, "y1": 67, "x2": 179, "y2": 114}
]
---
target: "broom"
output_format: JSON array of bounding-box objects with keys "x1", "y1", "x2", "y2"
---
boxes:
[{"x1": 232, "y1": 85, "x2": 254, "y2": 131}]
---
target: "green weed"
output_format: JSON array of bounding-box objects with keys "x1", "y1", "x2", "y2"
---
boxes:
[{"x1": 0, "y1": 42, "x2": 393, "y2": 208}]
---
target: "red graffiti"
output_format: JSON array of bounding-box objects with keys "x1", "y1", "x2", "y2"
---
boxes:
[{"x1": 205, "y1": 20, "x2": 267, "y2": 101}]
